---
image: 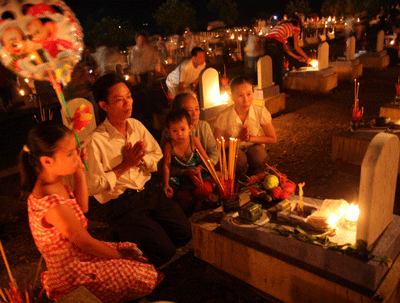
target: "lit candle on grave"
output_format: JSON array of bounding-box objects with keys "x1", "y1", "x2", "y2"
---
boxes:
[
  {"x1": 327, "y1": 213, "x2": 339, "y2": 229},
  {"x1": 310, "y1": 59, "x2": 319, "y2": 68},
  {"x1": 345, "y1": 204, "x2": 359, "y2": 229},
  {"x1": 220, "y1": 91, "x2": 228, "y2": 102}
]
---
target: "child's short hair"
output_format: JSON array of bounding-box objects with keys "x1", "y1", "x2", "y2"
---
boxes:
[
  {"x1": 230, "y1": 75, "x2": 253, "y2": 93},
  {"x1": 166, "y1": 108, "x2": 192, "y2": 129}
]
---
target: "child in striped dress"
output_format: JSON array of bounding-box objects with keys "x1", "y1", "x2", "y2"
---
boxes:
[{"x1": 19, "y1": 121, "x2": 163, "y2": 303}]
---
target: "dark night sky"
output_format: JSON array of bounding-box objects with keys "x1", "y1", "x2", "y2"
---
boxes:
[{"x1": 65, "y1": 0, "x2": 323, "y2": 29}]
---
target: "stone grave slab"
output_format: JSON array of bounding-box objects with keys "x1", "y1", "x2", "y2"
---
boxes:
[
  {"x1": 329, "y1": 61, "x2": 363, "y2": 81},
  {"x1": 357, "y1": 132, "x2": 400, "y2": 247},
  {"x1": 288, "y1": 66, "x2": 335, "y2": 77},
  {"x1": 358, "y1": 50, "x2": 387, "y2": 58},
  {"x1": 200, "y1": 103, "x2": 229, "y2": 121},
  {"x1": 283, "y1": 69, "x2": 338, "y2": 94},
  {"x1": 192, "y1": 209, "x2": 400, "y2": 303},
  {"x1": 379, "y1": 103, "x2": 400, "y2": 121},
  {"x1": 254, "y1": 85, "x2": 280, "y2": 99},
  {"x1": 357, "y1": 48, "x2": 389, "y2": 69},
  {"x1": 332, "y1": 130, "x2": 400, "y2": 173},
  {"x1": 330, "y1": 59, "x2": 360, "y2": 67},
  {"x1": 253, "y1": 92, "x2": 286, "y2": 115},
  {"x1": 219, "y1": 197, "x2": 400, "y2": 292}
]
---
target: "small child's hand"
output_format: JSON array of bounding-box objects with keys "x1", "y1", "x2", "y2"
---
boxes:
[{"x1": 163, "y1": 184, "x2": 174, "y2": 198}]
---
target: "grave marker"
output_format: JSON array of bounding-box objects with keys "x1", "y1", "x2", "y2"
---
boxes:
[
  {"x1": 257, "y1": 55, "x2": 273, "y2": 89},
  {"x1": 318, "y1": 41, "x2": 329, "y2": 70},
  {"x1": 357, "y1": 132, "x2": 400, "y2": 247},
  {"x1": 376, "y1": 30, "x2": 384, "y2": 52},
  {"x1": 199, "y1": 67, "x2": 220, "y2": 109},
  {"x1": 346, "y1": 36, "x2": 356, "y2": 61},
  {"x1": 199, "y1": 67, "x2": 228, "y2": 120}
]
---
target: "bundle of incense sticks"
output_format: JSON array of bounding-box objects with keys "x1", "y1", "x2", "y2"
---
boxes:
[
  {"x1": 195, "y1": 149, "x2": 224, "y2": 193},
  {"x1": 352, "y1": 79, "x2": 363, "y2": 121},
  {"x1": 196, "y1": 137, "x2": 239, "y2": 200}
]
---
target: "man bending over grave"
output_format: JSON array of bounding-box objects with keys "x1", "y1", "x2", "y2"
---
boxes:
[{"x1": 166, "y1": 47, "x2": 206, "y2": 97}]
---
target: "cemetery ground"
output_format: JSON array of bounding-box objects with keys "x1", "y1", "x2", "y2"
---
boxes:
[{"x1": 1, "y1": 65, "x2": 400, "y2": 302}]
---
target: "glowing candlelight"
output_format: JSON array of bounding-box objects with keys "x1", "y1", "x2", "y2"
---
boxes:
[
  {"x1": 124, "y1": 75, "x2": 130, "y2": 81},
  {"x1": 346, "y1": 204, "x2": 359, "y2": 222},
  {"x1": 310, "y1": 59, "x2": 318, "y2": 68},
  {"x1": 220, "y1": 91, "x2": 228, "y2": 102},
  {"x1": 327, "y1": 213, "x2": 339, "y2": 229},
  {"x1": 19, "y1": 89, "x2": 25, "y2": 96}
]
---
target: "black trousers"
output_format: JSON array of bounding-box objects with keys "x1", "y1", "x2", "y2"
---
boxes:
[
  {"x1": 104, "y1": 179, "x2": 192, "y2": 267},
  {"x1": 264, "y1": 39, "x2": 285, "y2": 90}
]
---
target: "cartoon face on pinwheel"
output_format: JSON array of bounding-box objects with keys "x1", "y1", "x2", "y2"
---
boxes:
[{"x1": 0, "y1": 0, "x2": 84, "y2": 85}]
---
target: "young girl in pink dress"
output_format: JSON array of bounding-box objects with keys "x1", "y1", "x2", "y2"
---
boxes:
[{"x1": 19, "y1": 121, "x2": 163, "y2": 303}]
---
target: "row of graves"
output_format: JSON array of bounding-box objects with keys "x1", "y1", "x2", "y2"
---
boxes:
[{"x1": 191, "y1": 27, "x2": 400, "y2": 303}]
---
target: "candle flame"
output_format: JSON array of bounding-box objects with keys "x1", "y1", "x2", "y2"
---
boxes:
[
  {"x1": 327, "y1": 213, "x2": 339, "y2": 228},
  {"x1": 220, "y1": 92, "x2": 228, "y2": 102},
  {"x1": 346, "y1": 204, "x2": 359, "y2": 222},
  {"x1": 310, "y1": 59, "x2": 319, "y2": 68},
  {"x1": 124, "y1": 75, "x2": 130, "y2": 81},
  {"x1": 19, "y1": 89, "x2": 25, "y2": 96}
]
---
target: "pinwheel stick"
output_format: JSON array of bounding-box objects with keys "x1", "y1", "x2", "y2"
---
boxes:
[{"x1": 48, "y1": 71, "x2": 89, "y2": 171}]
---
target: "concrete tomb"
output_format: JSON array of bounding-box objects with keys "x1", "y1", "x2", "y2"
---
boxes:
[
  {"x1": 283, "y1": 42, "x2": 338, "y2": 93},
  {"x1": 217, "y1": 132, "x2": 400, "y2": 293},
  {"x1": 357, "y1": 30, "x2": 389, "y2": 69},
  {"x1": 329, "y1": 36, "x2": 363, "y2": 81},
  {"x1": 253, "y1": 56, "x2": 286, "y2": 114},
  {"x1": 253, "y1": 55, "x2": 285, "y2": 115}
]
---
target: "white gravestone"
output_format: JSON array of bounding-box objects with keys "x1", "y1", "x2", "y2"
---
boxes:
[
  {"x1": 254, "y1": 55, "x2": 280, "y2": 99},
  {"x1": 357, "y1": 132, "x2": 400, "y2": 247},
  {"x1": 199, "y1": 67, "x2": 220, "y2": 109},
  {"x1": 257, "y1": 55, "x2": 273, "y2": 89},
  {"x1": 346, "y1": 36, "x2": 356, "y2": 61},
  {"x1": 318, "y1": 42, "x2": 329, "y2": 70},
  {"x1": 199, "y1": 67, "x2": 228, "y2": 120},
  {"x1": 376, "y1": 30, "x2": 384, "y2": 52}
]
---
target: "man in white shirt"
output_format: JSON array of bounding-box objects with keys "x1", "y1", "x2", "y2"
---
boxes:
[
  {"x1": 86, "y1": 73, "x2": 192, "y2": 267},
  {"x1": 165, "y1": 47, "x2": 206, "y2": 97}
]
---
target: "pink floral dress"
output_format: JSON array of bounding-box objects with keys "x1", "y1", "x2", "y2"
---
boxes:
[{"x1": 28, "y1": 184, "x2": 163, "y2": 302}]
